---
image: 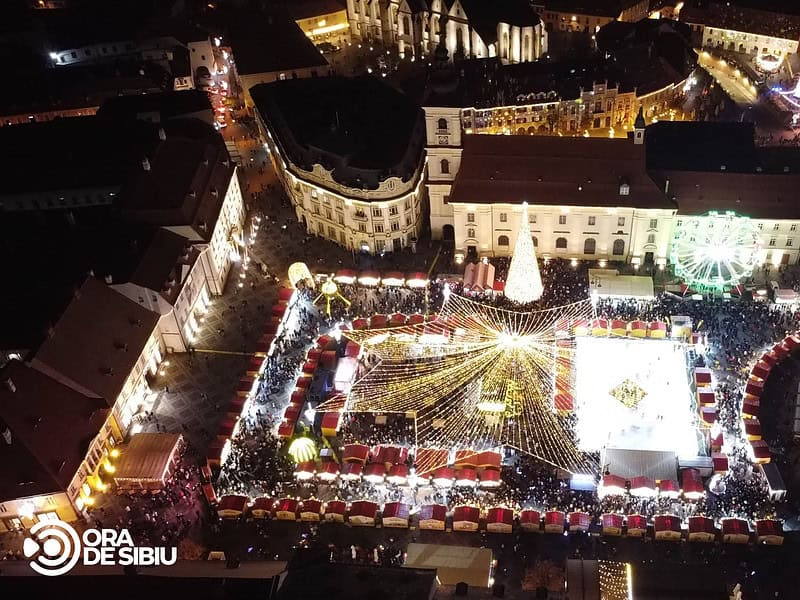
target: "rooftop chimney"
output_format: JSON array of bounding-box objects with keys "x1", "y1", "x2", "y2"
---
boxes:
[
  {"x1": 158, "y1": 127, "x2": 166, "y2": 141},
  {"x1": 142, "y1": 157, "x2": 151, "y2": 171}
]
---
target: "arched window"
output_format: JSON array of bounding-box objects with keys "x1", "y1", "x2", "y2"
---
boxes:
[
  {"x1": 404, "y1": 16, "x2": 411, "y2": 34},
  {"x1": 555, "y1": 237, "x2": 568, "y2": 249},
  {"x1": 467, "y1": 228, "x2": 475, "y2": 238},
  {"x1": 440, "y1": 158, "x2": 450, "y2": 174},
  {"x1": 498, "y1": 235, "x2": 510, "y2": 247},
  {"x1": 583, "y1": 238, "x2": 596, "y2": 254},
  {"x1": 437, "y1": 118, "x2": 448, "y2": 131},
  {"x1": 612, "y1": 239, "x2": 625, "y2": 256},
  {"x1": 532, "y1": 236, "x2": 538, "y2": 247},
  {"x1": 502, "y1": 32, "x2": 509, "y2": 59}
]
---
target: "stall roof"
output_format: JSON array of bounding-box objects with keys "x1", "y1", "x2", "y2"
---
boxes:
[
  {"x1": 114, "y1": 433, "x2": 183, "y2": 483},
  {"x1": 403, "y1": 543, "x2": 493, "y2": 589}
]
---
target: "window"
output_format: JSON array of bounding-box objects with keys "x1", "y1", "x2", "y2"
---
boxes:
[
  {"x1": 584, "y1": 238, "x2": 596, "y2": 254},
  {"x1": 617, "y1": 217, "x2": 626, "y2": 227},
  {"x1": 325, "y1": 209, "x2": 332, "y2": 220},
  {"x1": 340, "y1": 231, "x2": 347, "y2": 244},
  {"x1": 649, "y1": 219, "x2": 658, "y2": 229},
  {"x1": 612, "y1": 239, "x2": 625, "y2": 255},
  {"x1": 467, "y1": 228, "x2": 475, "y2": 238},
  {"x1": 791, "y1": 224, "x2": 797, "y2": 232},
  {"x1": 406, "y1": 217, "x2": 411, "y2": 226},
  {"x1": 647, "y1": 234, "x2": 656, "y2": 244},
  {"x1": 337, "y1": 215, "x2": 344, "y2": 225},
  {"x1": 498, "y1": 235, "x2": 510, "y2": 246},
  {"x1": 588, "y1": 216, "x2": 596, "y2": 226},
  {"x1": 317, "y1": 222, "x2": 324, "y2": 235},
  {"x1": 404, "y1": 199, "x2": 410, "y2": 211},
  {"x1": 676, "y1": 220, "x2": 682, "y2": 226},
  {"x1": 313, "y1": 205, "x2": 320, "y2": 215},
  {"x1": 499, "y1": 212, "x2": 508, "y2": 223},
  {"x1": 375, "y1": 223, "x2": 384, "y2": 233},
  {"x1": 619, "y1": 182, "x2": 630, "y2": 195},
  {"x1": 769, "y1": 237, "x2": 776, "y2": 246},
  {"x1": 788, "y1": 238, "x2": 794, "y2": 247},
  {"x1": 389, "y1": 206, "x2": 399, "y2": 216},
  {"x1": 310, "y1": 189, "x2": 318, "y2": 199},
  {"x1": 532, "y1": 236, "x2": 538, "y2": 247},
  {"x1": 556, "y1": 237, "x2": 568, "y2": 250},
  {"x1": 758, "y1": 223, "x2": 764, "y2": 230},
  {"x1": 391, "y1": 221, "x2": 399, "y2": 231},
  {"x1": 467, "y1": 212, "x2": 475, "y2": 223},
  {"x1": 437, "y1": 118, "x2": 448, "y2": 131},
  {"x1": 376, "y1": 240, "x2": 385, "y2": 252},
  {"x1": 372, "y1": 207, "x2": 382, "y2": 217},
  {"x1": 440, "y1": 159, "x2": 450, "y2": 174},
  {"x1": 773, "y1": 223, "x2": 780, "y2": 231},
  {"x1": 328, "y1": 226, "x2": 336, "y2": 239},
  {"x1": 336, "y1": 199, "x2": 344, "y2": 210},
  {"x1": 358, "y1": 223, "x2": 367, "y2": 233},
  {"x1": 558, "y1": 215, "x2": 567, "y2": 225},
  {"x1": 529, "y1": 213, "x2": 536, "y2": 223}
]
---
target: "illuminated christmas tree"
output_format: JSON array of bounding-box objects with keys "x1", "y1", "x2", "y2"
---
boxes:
[{"x1": 505, "y1": 202, "x2": 544, "y2": 304}]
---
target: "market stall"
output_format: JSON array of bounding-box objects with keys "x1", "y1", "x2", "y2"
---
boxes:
[
  {"x1": 654, "y1": 514, "x2": 682, "y2": 541},
  {"x1": 419, "y1": 504, "x2": 447, "y2": 530},
  {"x1": 486, "y1": 507, "x2": 514, "y2": 533},
  {"x1": 382, "y1": 501, "x2": 410, "y2": 528},
  {"x1": 687, "y1": 516, "x2": 716, "y2": 542},
  {"x1": 112, "y1": 433, "x2": 184, "y2": 492},
  {"x1": 349, "y1": 500, "x2": 378, "y2": 526},
  {"x1": 721, "y1": 518, "x2": 750, "y2": 544},
  {"x1": 520, "y1": 509, "x2": 541, "y2": 532},
  {"x1": 568, "y1": 511, "x2": 591, "y2": 533},
  {"x1": 755, "y1": 519, "x2": 783, "y2": 545},
  {"x1": 275, "y1": 498, "x2": 298, "y2": 521},
  {"x1": 217, "y1": 495, "x2": 248, "y2": 519},
  {"x1": 544, "y1": 511, "x2": 566, "y2": 534},
  {"x1": 601, "y1": 513, "x2": 623, "y2": 536},
  {"x1": 452, "y1": 505, "x2": 480, "y2": 532},
  {"x1": 324, "y1": 500, "x2": 346, "y2": 523}
]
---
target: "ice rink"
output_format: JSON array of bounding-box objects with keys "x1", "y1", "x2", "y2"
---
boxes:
[{"x1": 573, "y1": 336, "x2": 700, "y2": 457}]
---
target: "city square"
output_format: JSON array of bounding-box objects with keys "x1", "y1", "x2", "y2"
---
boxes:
[{"x1": 4, "y1": 1, "x2": 800, "y2": 599}]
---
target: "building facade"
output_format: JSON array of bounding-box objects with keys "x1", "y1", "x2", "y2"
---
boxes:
[
  {"x1": 347, "y1": 0, "x2": 548, "y2": 63},
  {"x1": 253, "y1": 78, "x2": 427, "y2": 254},
  {"x1": 535, "y1": 0, "x2": 649, "y2": 33}
]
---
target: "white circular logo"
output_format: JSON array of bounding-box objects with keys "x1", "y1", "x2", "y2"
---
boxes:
[{"x1": 23, "y1": 519, "x2": 81, "y2": 576}]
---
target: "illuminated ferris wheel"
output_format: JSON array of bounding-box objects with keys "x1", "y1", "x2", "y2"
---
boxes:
[{"x1": 670, "y1": 212, "x2": 762, "y2": 291}]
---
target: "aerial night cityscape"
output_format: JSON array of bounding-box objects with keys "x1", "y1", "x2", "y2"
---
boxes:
[{"x1": 6, "y1": 1, "x2": 800, "y2": 599}]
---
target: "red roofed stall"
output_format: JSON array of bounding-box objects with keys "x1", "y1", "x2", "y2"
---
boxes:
[
  {"x1": 544, "y1": 511, "x2": 566, "y2": 534},
  {"x1": 358, "y1": 271, "x2": 381, "y2": 286},
  {"x1": 486, "y1": 507, "x2": 514, "y2": 533},
  {"x1": 345, "y1": 341, "x2": 361, "y2": 357},
  {"x1": 568, "y1": 511, "x2": 591, "y2": 533},
  {"x1": 275, "y1": 498, "x2": 298, "y2": 521},
  {"x1": 681, "y1": 468, "x2": 705, "y2": 500},
  {"x1": 246, "y1": 356, "x2": 264, "y2": 376},
  {"x1": 352, "y1": 318, "x2": 368, "y2": 330},
  {"x1": 478, "y1": 468, "x2": 501, "y2": 488},
  {"x1": 316, "y1": 461, "x2": 339, "y2": 482},
  {"x1": 433, "y1": 466, "x2": 455, "y2": 487},
  {"x1": 722, "y1": 518, "x2": 750, "y2": 544},
  {"x1": 363, "y1": 462, "x2": 386, "y2": 484},
  {"x1": 630, "y1": 476, "x2": 657, "y2": 497},
  {"x1": 382, "y1": 501, "x2": 410, "y2": 528},
  {"x1": 321, "y1": 412, "x2": 341, "y2": 438},
  {"x1": 383, "y1": 272, "x2": 407, "y2": 287},
  {"x1": 745, "y1": 378, "x2": 764, "y2": 398},
  {"x1": 320, "y1": 350, "x2": 338, "y2": 370},
  {"x1": 340, "y1": 462, "x2": 363, "y2": 481},
  {"x1": 601, "y1": 514, "x2": 623, "y2": 536},
  {"x1": 654, "y1": 515, "x2": 682, "y2": 541},
  {"x1": 277, "y1": 420, "x2": 295, "y2": 439},
  {"x1": 419, "y1": 504, "x2": 447, "y2": 530},
  {"x1": 324, "y1": 500, "x2": 346, "y2": 523},
  {"x1": 626, "y1": 514, "x2": 647, "y2": 537},
  {"x1": 452, "y1": 505, "x2": 481, "y2": 532},
  {"x1": 217, "y1": 495, "x2": 248, "y2": 519},
  {"x1": 712, "y1": 452, "x2": 729, "y2": 473},
  {"x1": 599, "y1": 474, "x2": 627, "y2": 498},
  {"x1": 688, "y1": 516, "x2": 717, "y2": 542},
  {"x1": 334, "y1": 269, "x2": 357, "y2": 285},
  {"x1": 742, "y1": 398, "x2": 760, "y2": 418},
  {"x1": 658, "y1": 479, "x2": 680, "y2": 499},
  {"x1": 406, "y1": 272, "x2": 429, "y2": 288},
  {"x1": 389, "y1": 313, "x2": 407, "y2": 327},
  {"x1": 370, "y1": 314, "x2": 387, "y2": 329},
  {"x1": 387, "y1": 464, "x2": 409, "y2": 485},
  {"x1": 520, "y1": 509, "x2": 541, "y2": 532},
  {"x1": 751, "y1": 361, "x2": 772, "y2": 380},
  {"x1": 343, "y1": 444, "x2": 369, "y2": 464},
  {"x1": 299, "y1": 499, "x2": 322, "y2": 522},
  {"x1": 455, "y1": 468, "x2": 478, "y2": 487},
  {"x1": 407, "y1": 313, "x2": 425, "y2": 325},
  {"x1": 250, "y1": 497, "x2": 273, "y2": 519},
  {"x1": 630, "y1": 320, "x2": 647, "y2": 338},
  {"x1": 744, "y1": 418, "x2": 762, "y2": 440},
  {"x1": 414, "y1": 448, "x2": 450, "y2": 478},
  {"x1": 750, "y1": 440, "x2": 771, "y2": 464},
  {"x1": 294, "y1": 461, "x2": 315, "y2": 481},
  {"x1": 755, "y1": 519, "x2": 784, "y2": 545},
  {"x1": 349, "y1": 500, "x2": 378, "y2": 526}
]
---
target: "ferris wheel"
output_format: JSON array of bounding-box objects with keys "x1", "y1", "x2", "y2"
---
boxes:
[{"x1": 670, "y1": 213, "x2": 762, "y2": 291}]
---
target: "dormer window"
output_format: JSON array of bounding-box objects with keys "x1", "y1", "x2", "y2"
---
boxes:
[{"x1": 619, "y1": 182, "x2": 630, "y2": 196}]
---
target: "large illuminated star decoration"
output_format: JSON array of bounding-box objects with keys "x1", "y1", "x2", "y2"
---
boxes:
[{"x1": 321, "y1": 293, "x2": 597, "y2": 474}]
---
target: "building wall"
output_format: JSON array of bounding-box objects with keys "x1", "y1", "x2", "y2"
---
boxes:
[
  {"x1": 698, "y1": 26, "x2": 798, "y2": 56},
  {"x1": 423, "y1": 106, "x2": 461, "y2": 239},
  {"x1": 0, "y1": 492, "x2": 77, "y2": 532},
  {"x1": 239, "y1": 65, "x2": 329, "y2": 110},
  {"x1": 2, "y1": 105, "x2": 99, "y2": 127},
  {"x1": 295, "y1": 8, "x2": 351, "y2": 44},
  {"x1": 49, "y1": 39, "x2": 136, "y2": 65},
  {"x1": 202, "y1": 169, "x2": 245, "y2": 295},
  {"x1": 450, "y1": 202, "x2": 675, "y2": 265},
  {"x1": 540, "y1": 11, "x2": 614, "y2": 33},
  {"x1": 188, "y1": 38, "x2": 216, "y2": 80},
  {"x1": 111, "y1": 330, "x2": 163, "y2": 430}
]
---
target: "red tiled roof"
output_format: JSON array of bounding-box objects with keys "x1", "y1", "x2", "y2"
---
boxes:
[{"x1": 449, "y1": 135, "x2": 672, "y2": 209}]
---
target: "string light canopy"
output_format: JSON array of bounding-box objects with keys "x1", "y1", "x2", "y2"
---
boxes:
[
  {"x1": 504, "y1": 202, "x2": 544, "y2": 304},
  {"x1": 321, "y1": 292, "x2": 597, "y2": 474},
  {"x1": 314, "y1": 276, "x2": 351, "y2": 316}
]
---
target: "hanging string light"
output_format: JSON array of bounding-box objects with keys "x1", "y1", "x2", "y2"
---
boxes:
[{"x1": 320, "y1": 293, "x2": 597, "y2": 474}]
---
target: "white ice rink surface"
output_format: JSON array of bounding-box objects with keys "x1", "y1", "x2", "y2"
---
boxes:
[{"x1": 573, "y1": 336, "x2": 699, "y2": 457}]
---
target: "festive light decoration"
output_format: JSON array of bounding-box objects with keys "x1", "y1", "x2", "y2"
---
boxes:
[
  {"x1": 288, "y1": 437, "x2": 317, "y2": 464},
  {"x1": 314, "y1": 276, "x2": 351, "y2": 316},
  {"x1": 598, "y1": 561, "x2": 632, "y2": 600},
  {"x1": 671, "y1": 212, "x2": 761, "y2": 291},
  {"x1": 320, "y1": 293, "x2": 597, "y2": 474},
  {"x1": 609, "y1": 378, "x2": 647, "y2": 409},
  {"x1": 504, "y1": 202, "x2": 544, "y2": 304}
]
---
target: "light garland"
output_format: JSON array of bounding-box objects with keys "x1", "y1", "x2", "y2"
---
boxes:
[
  {"x1": 320, "y1": 293, "x2": 597, "y2": 474},
  {"x1": 504, "y1": 202, "x2": 544, "y2": 304}
]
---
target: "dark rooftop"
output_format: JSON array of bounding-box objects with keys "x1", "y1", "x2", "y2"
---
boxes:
[
  {"x1": 449, "y1": 134, "x2": 672, "y2": 209},
  {"x1": 130, "y1": 228, "x2": 199, "y2": 305},
  {"x1": 286, "y1": 0, "x2": 347, "y2": 21},
  {"x1": 98, "y1": 90, "x2": 212, "y2": 123},
  {"x1": 0, "y1": 360, "x2": 108, "y2": 503},
  {"x1": 216, "y1": 7, "x2": 328, "y2": 75},
  {"x1": 680, "y1": 1, "x2": 800, "y2": 39},
  {"x1": 460, "y1": 0, "x2": 542, "y2": 45},
  {"x1": 252, "y1": 76, "x2": 423, "y2": 171},
  {"x1": 542, "y1": 0, "x2": 641, "y2": 18}
]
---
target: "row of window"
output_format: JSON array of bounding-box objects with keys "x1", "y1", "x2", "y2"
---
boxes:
[
  {"x1": 467, "y1": 213, "x2": 649, "y2": 228},
  {"x1": 493, "y1": 235, "x2": 627, "y2": 255}
]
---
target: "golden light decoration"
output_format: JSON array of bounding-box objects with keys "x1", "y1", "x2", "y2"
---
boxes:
[
  {"x1": 598, "y1": 561, "x2": 632, "y2": 600},
  {"x1": 313, "y1": 276, "x2": 351, "y2": 316},
  {"x1": 287, "y1": 437, "x2": 317, "y2": 464},
  {"x1": 319, "y1": 292, "x2": 597, "y2": 474},
  {"x1": 609, "y1": 378, "x2": 647, "y2": 409}
]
